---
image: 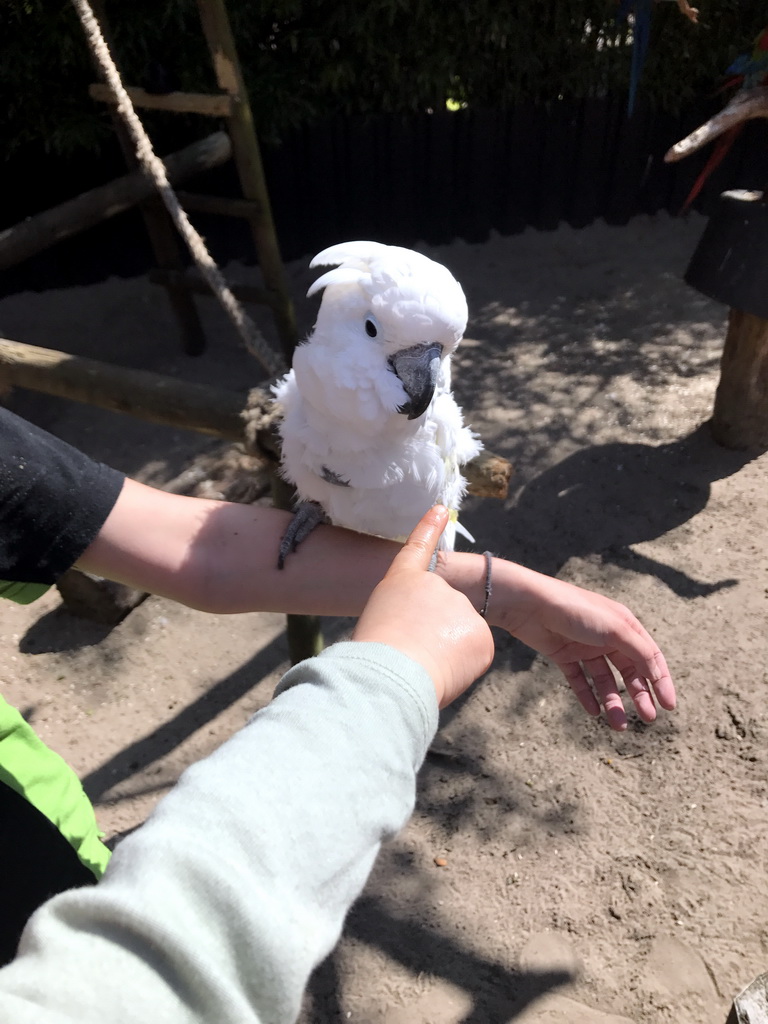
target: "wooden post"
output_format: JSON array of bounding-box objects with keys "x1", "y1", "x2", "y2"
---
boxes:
[
  {"x1": 271, "y1": 472, "x2": 325, "y2": 661},
  {"x1": 55, "y1": 569, "x2": 148, "y2": 625},
  {"x1": 711, "y1": 309, "x2": 768, "y2": 450},
  {"x1": 112, "y1": 135, "x2": 208, "y2": 359},
  {"x1": 196, "y1": 0, "x2": 299, "y2": 364},
  {"x1": 197, "y1": 0, "x2": 307, "y2": 659}
]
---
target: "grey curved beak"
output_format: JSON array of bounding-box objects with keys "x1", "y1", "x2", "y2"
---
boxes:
[{"x1": 388, "y1": 342, "x2": 443, "y2": 420}]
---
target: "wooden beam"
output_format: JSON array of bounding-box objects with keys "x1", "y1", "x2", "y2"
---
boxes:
[
  {"x1": 89, "y1": 82, "x2": 233, "y2": 117},
  {"x1": 0, "y1": 338, "x2": 247, "y2": 440},
  {"x1": 0, "y1": 132, "x2": 232, "y2": 271},
  {"x1": 0, "y1": 338, "x2": 512, "y2": 498},
  {"x1": 177, "y1": 190, "x2": 264, "y2": 219},
  {"x1": 148, "y1": 267, "x2": 279, "y2": 307}
]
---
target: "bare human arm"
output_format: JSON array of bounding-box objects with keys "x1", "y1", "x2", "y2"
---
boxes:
[
  {"x1": 77, "y1": 478, "x2": 675, "y2": 730},
  {"x1": 0, "y1": 511, "x2": 484, "y2": 1024}
]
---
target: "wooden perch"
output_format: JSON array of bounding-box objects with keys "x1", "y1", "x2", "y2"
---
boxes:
[
  {"x1": 0, "y1": 338, "x2": 512, "y2": 499},
  {"x1": 463, "y1": 449, "x2": 514, "y2": 498},
  {"x1": 0, "y1": 338, "x2": 246, "y2": 439},
  {"x1": 0, "y1": 131, "x2": 232, "y2": 271},
  {"x1": 665, "y1": 87, "x2": 768, "y2": 163},
  {"x1": 89, "y1": 83, "x2": 233, "y2": 117}
]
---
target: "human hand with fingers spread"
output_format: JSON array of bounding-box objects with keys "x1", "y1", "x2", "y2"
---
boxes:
[
  {"x1": 483, "y1": 561, "x2": 676, "y2": 731},
  {"x1": 352, "y1": 505, "x2": 494, "y2": 708},
  {"x1": 350, "y1": 503, "x2": 674, "y2": 729}
]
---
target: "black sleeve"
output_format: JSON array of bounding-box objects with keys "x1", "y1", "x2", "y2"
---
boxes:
[{"x1": 0, "y1": 408, "x2": 125, "y2": 584}]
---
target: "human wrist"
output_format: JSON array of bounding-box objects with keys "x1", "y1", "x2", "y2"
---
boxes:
[
  {"x1": 350, "y1": 629, "x2": 446, "y2": 706},
  {"x1": 438, "y1": 552, "x2": 535, "y2": 633},
  {"x1": 483, "y1": 558, "x2": 547, "y2": 633}
]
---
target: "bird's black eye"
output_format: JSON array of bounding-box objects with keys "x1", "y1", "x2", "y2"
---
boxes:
[{"x1": 365, "y1": 318, "x2": 378, "y2": 338}]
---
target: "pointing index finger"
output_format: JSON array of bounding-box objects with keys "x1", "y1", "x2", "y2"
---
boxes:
[{"x1": 393, "y1": 505, "x2": 449, "y2": 572}]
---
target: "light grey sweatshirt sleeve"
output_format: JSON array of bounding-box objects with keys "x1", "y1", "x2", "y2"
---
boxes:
[{"x1": 0, "y1": 641, "x2": 439, "y2": 1024}]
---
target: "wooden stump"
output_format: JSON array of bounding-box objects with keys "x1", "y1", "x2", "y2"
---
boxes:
[
  {"x1": 725, "y1": 969, "x2": 768, "y2": 1023},
  {"x1": 56, "y1": 570, "x2": 147, "y2": 625},
  {"x1": 711, "y1": 308, "x2": 768, "y2": 451}
]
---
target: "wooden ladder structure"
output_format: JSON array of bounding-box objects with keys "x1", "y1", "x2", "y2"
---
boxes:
[
  {"x1": 88, "y1": 0, "x2": 297, "y2": 363},
  {"x1": 0, "y1": 0, "x2": 326, "y2": 659},
  {"x1": 87, "y1": 0, "x2": 322, "y2": 660}
]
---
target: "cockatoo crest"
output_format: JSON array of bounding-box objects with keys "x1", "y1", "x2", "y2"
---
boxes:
[{"x1": 307, "y1": 241, "x2": 468, "y2": 360}]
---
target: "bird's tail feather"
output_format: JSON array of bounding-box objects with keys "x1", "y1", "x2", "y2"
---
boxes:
[{"x1": 439, "y1": 509, "x2": 475, "y2": 551}]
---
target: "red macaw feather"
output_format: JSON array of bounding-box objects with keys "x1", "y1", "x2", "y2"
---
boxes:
[{"x1": 718, "y1": 76, "x2": 744, "y2": 93}]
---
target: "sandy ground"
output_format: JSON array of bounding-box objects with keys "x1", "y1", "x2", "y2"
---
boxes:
[{"x1": 1, "y1": 212, "x2": 768, "y2": 1023}]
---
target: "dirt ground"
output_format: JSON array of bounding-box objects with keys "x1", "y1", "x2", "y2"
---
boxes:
[{"x1": 1, "y1": 212, "x2": 767, "y2": 1024}]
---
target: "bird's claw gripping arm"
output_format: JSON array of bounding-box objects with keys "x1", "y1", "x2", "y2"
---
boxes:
[{"x1": 277, "y1": 501, "x2": 330, "y2": 570}]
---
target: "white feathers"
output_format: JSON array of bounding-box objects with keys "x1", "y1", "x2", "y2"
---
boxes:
[
  {"x1": 273, "y1": 241, "x2": 481, "y2": 549},
  {"x1": 307, "y1": 266, "x2": 369, "y2": 297}
]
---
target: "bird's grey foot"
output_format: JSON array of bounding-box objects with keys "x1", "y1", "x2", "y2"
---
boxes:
[
  {"x1": 428, "y1": 548, "x2": 438, "y2": 572},
  {"x1": 278, "y1": 501, "x2": 329, "y2": 569}
]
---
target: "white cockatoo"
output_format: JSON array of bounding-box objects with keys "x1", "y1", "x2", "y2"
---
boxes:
[{"x1": 273, "y1": 240, "x2": 481, "y2": 567}]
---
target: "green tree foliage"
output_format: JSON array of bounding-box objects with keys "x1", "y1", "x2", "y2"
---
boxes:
[{"x1": 2, "y1": 0, "x2": 767, "y2": 158}]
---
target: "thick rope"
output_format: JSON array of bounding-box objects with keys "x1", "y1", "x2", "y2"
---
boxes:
[{"x1": 70, "y1": 0, "x2": 285, "y2": 376}]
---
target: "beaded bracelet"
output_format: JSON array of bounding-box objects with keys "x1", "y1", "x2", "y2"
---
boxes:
[{"x1": 479, "y1": 551, "x2": 493, "y2": 619}]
